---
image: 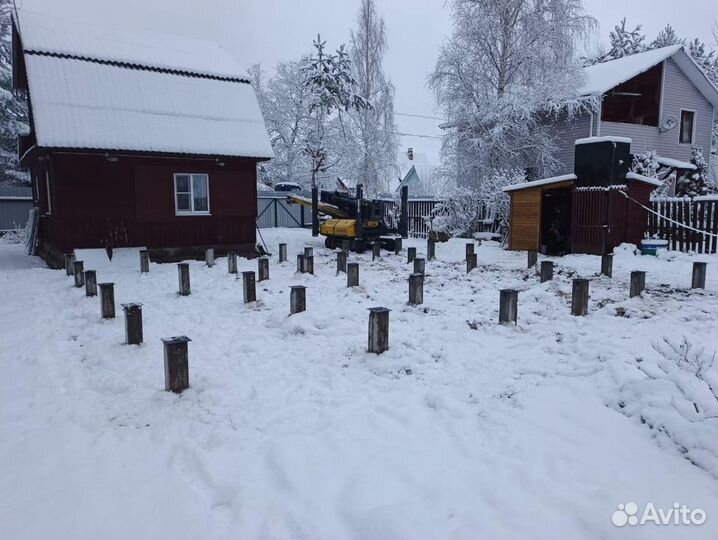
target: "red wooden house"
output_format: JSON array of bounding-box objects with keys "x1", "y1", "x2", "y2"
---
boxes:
[{"x1": 12, "y1": 10, "x2": 273, "y2": 266}]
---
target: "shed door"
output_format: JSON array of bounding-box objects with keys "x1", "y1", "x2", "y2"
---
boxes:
[{"x1": 509, "y1": 189, "x2": 541, "y2": 250}]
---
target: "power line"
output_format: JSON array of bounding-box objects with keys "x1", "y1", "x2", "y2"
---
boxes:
[
  {"x1": 395, "y1": 111, "x2": 446, "y2": 122},
  {"x1": 390, "y1": 130, "x2": 444, "y2": 140}
]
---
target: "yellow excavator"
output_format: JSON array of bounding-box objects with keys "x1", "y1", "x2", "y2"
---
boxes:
[{"x1": 286, "y1": 185, "x2": 405, "y2": 252}]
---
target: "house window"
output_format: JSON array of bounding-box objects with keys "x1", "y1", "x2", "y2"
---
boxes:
[
  {"x1": 679, "y1": 110, "x2": 695, "y2": 144},
  {"x1": 601, "y1": 63, "x2": 662, "y2": 126},
  {"x1": 174, "y1": 173, "x2": 210, "y2": 215}
]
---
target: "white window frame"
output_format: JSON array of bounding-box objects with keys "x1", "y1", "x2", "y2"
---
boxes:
[
  {"x1": 174, "y1": 173, "x2": 210, "y2": 216},
  {"x1": 45, "y1": 170, "x2": 52, "y2": 215},
  {"x1": 678, "y1": 109, "x2": 696, "y2": 145}
]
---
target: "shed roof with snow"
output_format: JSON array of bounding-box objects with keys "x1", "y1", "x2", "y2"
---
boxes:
[
  {"x1": 580, "y1": 45, "x2": 718, "y2": 108},
  {"x1": 13, "y1": 10, "x2": 273, "y2": 160}
]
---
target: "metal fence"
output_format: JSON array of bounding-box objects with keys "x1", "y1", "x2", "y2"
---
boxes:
[
  {"x1": 648, "y1": 196, "x2": 718, "y2": 253},
  {"x1": 256, "y1": 193, "x2": 312, "y2": 229},
  {"x1": 0, "y1": 185, "x2": 32, "y2": 233}
]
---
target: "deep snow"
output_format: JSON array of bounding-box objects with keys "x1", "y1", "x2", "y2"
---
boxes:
[{"x1": 1, "y1": 229, "x2": 716, "y2": 540}]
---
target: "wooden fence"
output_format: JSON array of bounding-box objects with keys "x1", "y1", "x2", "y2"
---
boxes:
[{"x1": 647, "y1": 196, "x2": 718, "y2": 253}]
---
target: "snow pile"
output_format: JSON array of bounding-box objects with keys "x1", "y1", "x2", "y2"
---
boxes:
[{"x1": 0, "y1": 230, "x2": 716, "y2": 539}]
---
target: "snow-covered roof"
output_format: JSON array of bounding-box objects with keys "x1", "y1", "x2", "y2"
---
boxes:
[
  {"x1": 16, "y1": 10, "x2": 273, "y2": 159},
  {"x1": 581, "y1": 45, "x2": 718, "y2": 108},
  {"x1": 575, "y1": 136, "x2": 632, "y2": 145},
  {"x1": 625, "y1": 172, "x2": 663, "y2": 187},
  {"x1": 655, "y1": 156, "x2": 697, "y2": 170},
  {"x1": 503, "y1": 174, "x2": 576, "y2": 192},
  {"x1": 15, "y1": 9, "x2": 249, "y2": 81}
]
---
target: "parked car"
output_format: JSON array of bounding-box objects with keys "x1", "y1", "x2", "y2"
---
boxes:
[{"x1": 274, "y1": 182, "x2": 302, "y2": 193}]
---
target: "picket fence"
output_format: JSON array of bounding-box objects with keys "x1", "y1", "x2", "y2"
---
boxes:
[{"x1": 647, "y1": 196, "x2": 718, "y2": 253}]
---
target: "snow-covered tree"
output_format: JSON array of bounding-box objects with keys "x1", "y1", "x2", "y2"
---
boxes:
[
  {"x1": 597, "y1": 18, "x2": 647, "y2": 62},
  {"x1": 301, "y1": 35, "x2": 370, "y2": 194},
  {"x1": 429, "y1": 0, "x2": 598, "y2": 193},
  {"x1": 650, "y1": 25, "x2": 685, "y2": 49},
  {"x1": 249, "y1": 61, "x2": 313, "y2": 187},
  {"x1": 676, "y1": 146, "x2": 712, "y2": 197},
  {"x1": 347, "y1": 0, "x2": 397, "y2": 195},
  {"x1": 687, "y1": 38, "x2": 717, "y2": 85},
  {"x1": 0, "y1": 0, "x2": 29, "y2": 185}
]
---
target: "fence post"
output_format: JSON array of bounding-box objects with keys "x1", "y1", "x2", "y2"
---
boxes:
[
  {"x1": 367, "y1": 307, "x2": 390, "y2": 354},
  {"x1": 227, "y1": 251, "x2": 237, "y2": 274},
  {"x1": 257, "y1": 257, "x2": 269, "y2": 281},
  {"x1": 692, "y1": 262, "x2": 707, "y2": 289},
  {"x1": 466, "y1": 253, "x2": 477, "y2": 274},
  {"x1": 571, "y1": 279, "x2": 589, "y2": 316},
  {"x1": 140, "y1": 250, "x2": 150, "y2": 273},
  {"x1": 304, "y1": 247, "x2": 313, "y2": 258},
  {"x1": 177, "y1": 263, "x2": 190, "y2": 296},
  {"x1": 162, "y1": 336, "x2": 190, "y2": 393},
  {"x1": 278, "y1": 243, "x2": 287, "y2": 263},
  {"x1": 407, "y1": 247, "x2": 416, "y2": 264},
  {"x1": 73, "y1": 261, "x2": 85, "y2": 287},
  {"x1": 205, "y1": 248, "x2": 215, "y2": 267},
  {"x1": 242, "y1": 271, "x2": 256, "y2": 303},
  {"x1": 630, "y1": 271, "x2": 646, "y2": 298},
  {"x1": 372, "y1": 243, "x2": 381, "y2": 261},
  {"x1": 499, "y1": 289, "x2": 518, "y2": 324},
  {"x1": 601, "y1": 254, "x2": 613, "y2": 278},
  {"x1": 394, "y1": 238, "x2": 402, "y2": 255},
  {"x1": 527, "y1": 250, "x2": 538, "y2": 269},
  {"x1": 336, "y1": 250, "x2": 347, "y2": 274},
  {"x1": 84, "y1": 270, "x2": 97, "y2": 297},
  {"x1": 64, "y1": 253, "x2": 75, "y2": 276},
  {"x1": 99, "y1": 282, "x2": 115, "y2": 319},
  {"x1": 399, "y1": 185, "x2": 409, "y2": 238},
  {"x1": 427, "y1": 237, "x2": 436, "y2": 261},
  {"x1": 540, "y1": 261, "x2": 554, "y2": 283},
  {"x1": 413, "y1": 257, "x2": 425, "y2": 275},
  {"x1": 347, "y1": 262, "x2": 359, "y2": 287},
  {"x1": 408, "y1": 273, "x2": 424, "y2": 305},
  {"x1": 290, "y1": 285, "x2": 306, "y2": 315},
  {"x1": 122, "y1": 303, "x2": 143, "y2": 345}
]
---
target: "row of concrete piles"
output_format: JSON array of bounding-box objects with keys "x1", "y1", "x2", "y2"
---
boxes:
[
  {"x1": 62, "y1": 240, "x2": 709, "y2": 392},
  {"x1": 495, "y1": 251, "x2": 709, "y2": 324}
]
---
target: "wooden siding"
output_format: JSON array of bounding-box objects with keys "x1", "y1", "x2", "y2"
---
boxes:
[
  {"x1": 36, "y1": 152, "x2": 258, "y2": 258},
  {"x1": 509, "y1": 188, "x2": 541, "y2": 250},
  {"x1": 600, "y1": 58, "x2": 714, "y2": 160},
  {"x1": 549, "y1": 112, "x2": 592, "y2": 174}
]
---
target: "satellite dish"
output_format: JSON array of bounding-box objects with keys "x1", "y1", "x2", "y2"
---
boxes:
[{"x1": 660, "y1": 115, "x2": 678, "y2": 132}]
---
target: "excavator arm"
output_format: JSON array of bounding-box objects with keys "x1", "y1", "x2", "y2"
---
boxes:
[{"x1": 285, "y1": 193, "x2": 351, "y2": 219}]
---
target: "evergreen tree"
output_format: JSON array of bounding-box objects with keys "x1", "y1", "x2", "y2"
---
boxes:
[
  {"x1": 0, "y1": 0, "x2": 29, "y2": 185},
  {"x1": 600, "y1": 18, "x2": 646, "y2": 61},
  {"x1": 687, "y1": 38, "x2": 717, "y2": 85},
  {"x1": 301, "y1": 34, "x2": 370, "y2": 196},
  {"x1": 651, "y1": 25, "x2": 685, "y2": 49},
  {"x1": 675, "y1": 146, "x2": 711, "y2": 197}
]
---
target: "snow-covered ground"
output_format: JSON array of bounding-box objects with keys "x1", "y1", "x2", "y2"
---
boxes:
[{"x1": 1, "y1": 229, "x2": 716, "y2": 540}]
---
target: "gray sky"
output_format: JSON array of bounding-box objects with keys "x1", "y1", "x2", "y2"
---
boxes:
[{"x1": 17, "y1": 0, "x2": 718, "y2": 163}]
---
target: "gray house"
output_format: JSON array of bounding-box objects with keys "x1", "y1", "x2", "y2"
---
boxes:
[{"x1": 554, "y1": 45, "x2": 718, "y2": 173}]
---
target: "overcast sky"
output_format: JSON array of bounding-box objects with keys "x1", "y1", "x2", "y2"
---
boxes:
[{"x1": 18, "y1": 0, "x2": 718, "y2": 163}]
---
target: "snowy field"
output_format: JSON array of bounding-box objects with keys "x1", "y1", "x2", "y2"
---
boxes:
[{"x1": 1, "y1": 228, "x2": 717, "y2": 540}]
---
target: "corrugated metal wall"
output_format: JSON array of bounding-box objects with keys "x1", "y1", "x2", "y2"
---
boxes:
[{"x1": 0, "y1": 186, "x2": 33, "y2": 232}]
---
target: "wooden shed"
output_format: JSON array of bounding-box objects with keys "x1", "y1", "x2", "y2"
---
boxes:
[
  {"x1": 12, "y1": 10, "x2": 273, "y2": 267},
  {"x1": 505, "y1": 138, "x2": 661, "y2": 255}
]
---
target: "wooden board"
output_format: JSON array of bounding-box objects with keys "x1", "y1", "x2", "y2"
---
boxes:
[{"x1": 509, "y1": 188, "x2": 541, "y2": 250}]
